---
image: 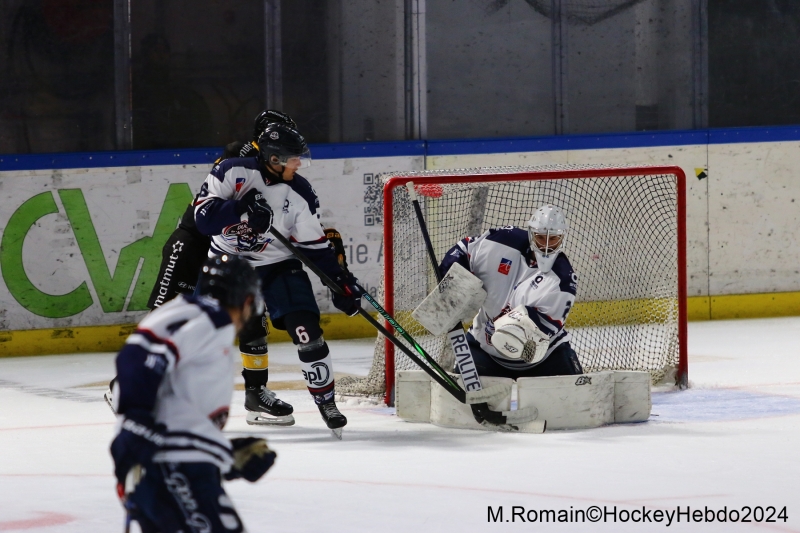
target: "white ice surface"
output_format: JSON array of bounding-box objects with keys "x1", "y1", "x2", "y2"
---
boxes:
[{"x1": 1, "y1": 318, "x2": 799, "y2": 532}]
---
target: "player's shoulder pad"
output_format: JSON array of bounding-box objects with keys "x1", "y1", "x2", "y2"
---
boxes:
[
  {"x1": 184, "y1": 294, "x2": 233, "y2": 329},
  {"x1": 209, "y1": 156, "x2": 262, "y2": 182},
  {"x1": 287, "y1": 173, "x2": 320, "y2": 214},
  {"x1": 550, "y1": 253, "x2": 577, "y2": 296},
  {"x1": 485, "y1": 226, "x2": 529, "y2": 253}
]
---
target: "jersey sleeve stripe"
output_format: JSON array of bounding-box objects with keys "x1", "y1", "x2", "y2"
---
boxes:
[
  {"x1": 528, "y1": 311, "x2": 559, "y2": 335},
  {"x1": 163, "y1": 434, "x2": 233, "y2": 459},
  {"x1": 131, "y1": 329, "x2": 181, "y2": 362},
  {"x1": 290, "y1": 235, "x2": 328, "y2": 246}
]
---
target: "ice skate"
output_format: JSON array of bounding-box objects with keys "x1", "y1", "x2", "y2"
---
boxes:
[
  {"x1": 318, "y1": 401, "x2": 347, "y2": 439},
  {"x1": 245, "y1": 385, "x2": 295, "y2": 426}
]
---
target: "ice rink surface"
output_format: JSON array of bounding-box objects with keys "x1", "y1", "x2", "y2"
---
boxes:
[{"x1": 1, "y1": 317, "x2": 799, "y2": 532}]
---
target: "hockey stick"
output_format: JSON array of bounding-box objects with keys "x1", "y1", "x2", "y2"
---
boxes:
[
  {"x1": 267, "y1": 227, "x2": 524, "y2": 426},
  {"x1": 267, "y1": 227, "x2": 465, "y2": 402},
  {"x1": 407, "y1": 182, "x2": 539, "y2": 428},
  {"x1": 406, "y1": 182, "x2": 484, "y2": 393}
]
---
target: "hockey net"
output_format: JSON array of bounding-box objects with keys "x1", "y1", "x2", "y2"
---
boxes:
[{"x1": 337, "y1": 164, "x2": 687, "y2": 405}]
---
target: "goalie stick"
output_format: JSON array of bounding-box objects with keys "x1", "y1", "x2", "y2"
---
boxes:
[
  {"x1": 406, "y1": 182, "x2": 539, "y2": 428},
  {"x1": 267, "y1": 226, "x2": 518, "y2": 427}
]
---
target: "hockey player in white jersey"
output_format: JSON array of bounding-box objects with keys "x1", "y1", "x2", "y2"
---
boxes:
[
  {"x1": 194, "y1": 123, "x2": 361, "y2": 435},
  {"x1": 110, "y1": 255, "x2": 276, "y2": 532},
  {"x1": 439, "y1": 204, "x2": 584, "y2": 378}
]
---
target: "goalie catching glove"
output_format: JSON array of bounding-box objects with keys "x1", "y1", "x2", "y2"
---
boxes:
[
  {"x1": 491, "y1": 305, "x2": 550, "y2": 364},
  {"x1": 224, "y1": 437, "x2": 277, "y2": 482}
]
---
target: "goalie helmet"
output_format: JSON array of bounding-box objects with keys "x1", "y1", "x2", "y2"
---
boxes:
[
  {"x1": 257, "y1": 123, "x2": 311, "y2": 180},
  {"x1": 252, "y1": 109, "x2": 297, "y2": 141},
  {"x1": 197, "y1": 255, "x2": 265, "y2": 317},
  {"x1": 527, "y1": 204, "x2": 568, "y2": 274}
]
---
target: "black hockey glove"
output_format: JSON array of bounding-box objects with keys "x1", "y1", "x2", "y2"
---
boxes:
[
  {"x1": 246, "y1": 193, "x2": 273, "y2": 234},
  {"x1": 331, "y1": 273, "x2": 363, "y2": 317},
  {"x1": 224, "y1": 437, "x2": 277, "y2": 482},
  {"x1": 110, "y1": 410, "x2": 166, "y2": 486},
  {"x1": 324, "y1": 227, "x2": 349, "y2": 271}
]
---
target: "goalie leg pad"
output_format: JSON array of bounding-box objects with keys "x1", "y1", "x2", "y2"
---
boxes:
[
  {"x1": 411, "y1": 262, "x2": 487, "y2": 336},
  {"x1": 430, "y1": 374, "x2": 512, "y2": 431},
  {"x1": 517, "y1": 372, "x2": 615, "y2": 430},
  {"x1": 396, "y1": 370, "x2": 432, "y2": 423},
  {"x1": 614, "y1": 371, "x2": 651, "y2": 423},
  {"x1": 464, "y1": 383, "x2": 511, "y2": 405}
]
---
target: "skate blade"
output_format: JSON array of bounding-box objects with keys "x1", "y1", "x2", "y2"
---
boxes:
[
  {"x1": 104, "y1": 391, "x2": 117, "y2": 415},
  {"x1": 246, "y1": 411, "x2": 296, "y2": 427},
  {"x1": 331, "y1": 428, "x2": 343, "y2": 440}
]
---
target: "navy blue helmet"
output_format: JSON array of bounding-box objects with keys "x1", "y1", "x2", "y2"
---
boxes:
[
  {"x1": 197, "y1": 255, "x2": 264, "y2": 315},
  {"x1": 252, "y1": 110, "x2": 297, "y2": 142}
]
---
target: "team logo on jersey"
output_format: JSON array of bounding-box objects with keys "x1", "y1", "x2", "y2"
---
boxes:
[
  {"x1": 235, "y1": 177, "x2": 246, "y2": 192},
  {"x1": 498, "y1": 258, "x2": 512, "y2": 275},
  {"x1": 575, "y1": 376, "x2": 592, "y2": 386},
  {"x1": 222, "y1": 222, "x2": 271, "y2": 253}
]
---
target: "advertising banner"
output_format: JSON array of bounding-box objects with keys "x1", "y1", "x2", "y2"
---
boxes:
[{"x1": 0, "y1": 155, "x2": 422, "y2": 335}]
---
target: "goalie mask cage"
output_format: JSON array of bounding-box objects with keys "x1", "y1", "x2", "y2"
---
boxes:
[{"x1": 336, "y1": 164, "x2": 687, "y2": 406}]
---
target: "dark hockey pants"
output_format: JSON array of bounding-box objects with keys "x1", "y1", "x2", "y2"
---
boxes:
[
  {"x1": 127, "y1": 461, "x2": 244, "y2": 533},
  {"x1": 458, "y1": 334, "x2": 584, "y2": 379}
]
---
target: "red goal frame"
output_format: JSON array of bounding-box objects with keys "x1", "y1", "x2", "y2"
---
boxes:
[{"x1": 381, "y1": 166, "x2": 688, "y2": 406}]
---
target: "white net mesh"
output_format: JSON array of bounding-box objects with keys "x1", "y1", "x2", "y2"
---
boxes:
[{"x1": 337, "y1": 164, "x2": 684, "y2": 402}]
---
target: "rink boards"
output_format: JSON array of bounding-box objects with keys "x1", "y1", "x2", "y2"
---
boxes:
[{"x1": 2, "y1": 126, "x2": 800, "y2": 355}]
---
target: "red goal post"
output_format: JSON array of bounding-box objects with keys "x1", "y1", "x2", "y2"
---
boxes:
[{"x1": 338, "y1": 164, "x2": 687, "y2": 406}]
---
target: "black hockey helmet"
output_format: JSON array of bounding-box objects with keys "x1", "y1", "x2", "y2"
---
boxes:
[
  {"x1": 197, "y1": 255, "x2": 264, "y2": 315},
  {"x1": 257, "y1": 123, "x2": 311, "y2": 172},
  {"x1": 252, "y1": 109, "x2": 297, "y2": 141}
]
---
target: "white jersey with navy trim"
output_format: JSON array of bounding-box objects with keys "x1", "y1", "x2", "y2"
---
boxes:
[
  {"x1": 195, "y1": 157, "x2": 329, "y2": 267},
  {"x1": 442, "y1": 227, "x2": 578, "y2": 369},
  {"x1": 116, "y1": 294, "x2": 238, "y2": 472}
]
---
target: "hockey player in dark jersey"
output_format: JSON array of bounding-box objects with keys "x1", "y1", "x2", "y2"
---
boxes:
[
  {"x1": 194, "y1": 123, "x2": 361, "y2": 438},
  {"x1": 439, "y1": 204, "x2": 584, "y2": 379},
  {"x1": 111, "y1": 255, "x2": 276, "y2": 533}
]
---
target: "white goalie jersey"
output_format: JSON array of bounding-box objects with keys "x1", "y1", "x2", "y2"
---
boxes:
[{"x1": 440, "y1": 227, "x2": 578, "y2": 369}]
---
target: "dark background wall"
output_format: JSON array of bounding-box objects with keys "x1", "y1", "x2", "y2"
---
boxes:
[{"x1": 0, "y1": 0, "x2": 797, "y2": 154}]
